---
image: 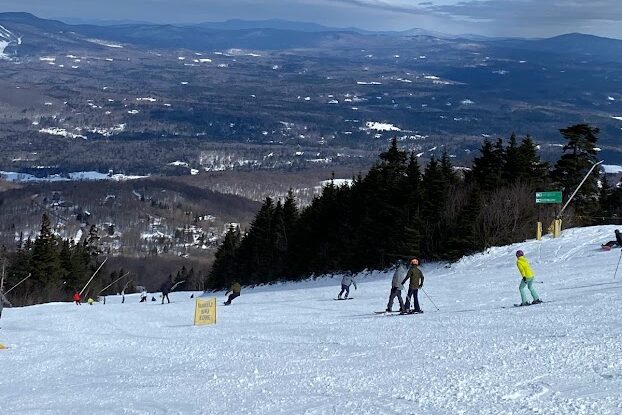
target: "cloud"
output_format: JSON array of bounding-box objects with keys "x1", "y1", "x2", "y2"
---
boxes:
[{"x1": 428, "y1": 0, "x2": 622, "y2": 23}]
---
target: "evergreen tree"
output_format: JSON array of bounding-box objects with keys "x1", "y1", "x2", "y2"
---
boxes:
[
  {"x1": 421, "y1": 157, "x2": 450, "y2": 258},
  {"x1": 30, "y1": 214, "x2": 62, "y2": 290},
  {"x1": 551, "y1": 124, "x2": 600, "y2": 221},
  {"x1": 472, "y1": 139, "x2": 505, "y2": 189},
  {"x1": 517, "y1": 136, "x2": 548, "y2": 185},
  {"x1": 207, "y1": 225, "x2": 241, "y2": 290}
]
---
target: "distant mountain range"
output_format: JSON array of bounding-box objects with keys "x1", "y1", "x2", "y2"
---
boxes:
[
  {"x1": 2, "y1": 11, "x2": 622, "y2": 171},
  {"x1": 2, "y1": 12, "x2": 622, "y2": 59}
]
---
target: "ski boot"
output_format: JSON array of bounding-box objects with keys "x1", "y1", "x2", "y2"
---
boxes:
[{"x1": 531, "y1": 299, "x2": 542, "y2": 305}]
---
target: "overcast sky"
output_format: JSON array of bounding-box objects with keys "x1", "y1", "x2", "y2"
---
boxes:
[{"x1": 3, "y1": 0, "x2": 622, "y2": 38}]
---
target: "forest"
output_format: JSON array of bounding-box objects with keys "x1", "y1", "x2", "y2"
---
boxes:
[{"x1": 207, "y1": 124, "x2": 622, "y2": 289}]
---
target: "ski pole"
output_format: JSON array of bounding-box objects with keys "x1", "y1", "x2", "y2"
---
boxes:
[
  {"x1": 421, "y1": 287, "x2": 439, "y2": 311},
  {"x1": 4, "y1": 273, "x2": 32, "y2": 295},
  {"x1": 80, "y1": 257, "x2": 108, "y2": 296},
  {"x1": 614, "y1": 249, "x2": 622, "y2": 280}
]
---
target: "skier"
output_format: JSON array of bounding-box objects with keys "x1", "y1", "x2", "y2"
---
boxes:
[
  {"x1": 224, "y1": 282, "x2": 241, "y2": 305},
  {"x1": 337, "y1": 275, "x2": 357, "y2": 299},
  {"x1": 73, "y1": 291, "x2": 81, "y2": 306},
  {"x1": 160, "y1": 280, "x2": 174, "y2": 304},
  {"x1": 87, "y1": 297, "x2": 95, "y2": 305},
  {"x1": 401, "y1": 258, "x2": 424, "y2": 314},
  {"x1": 516, "y1": 250, "x2": 542, "y2": 306},
  {"x1": 386, "y1": 261, "x2": 407, "y2": 312},
  {"x1": 139, "y1": 289, "x2": 148, "y2": 303},
  {"x1": 0, "y1": 289, "x2": 12, "y2": 325}
]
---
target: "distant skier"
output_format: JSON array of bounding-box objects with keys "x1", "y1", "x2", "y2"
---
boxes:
[
  {"x1": 87, "y1": 297, "x2": 95, "y2": 305},
  {"x1": 0, "y1": 289, "x2": 12, "y2": 324},
  {"x1": 139, "y1": 289, "x2": 148, "y2": 303},
  {"x1": 401, "y1": 258, "x2": 424, "y2": 313},
  {"x1": 516, "y1": 250, "x2": 542, "y2": 306},
  {"x1": 160, "y1": 280, "x2": 174, "y2": 304},
  {"x1": 337, "y1": 275, "x2": 357, "y2": 299},
  {"x1": 73, "y1": 291, "x2": 81, "y2": 306},
  {"x1": 224, "y1": 282, "x2": 241, "y2": 305},
  {"x1": 386, "y1": 261, "x2": 407, "y2": 312}
]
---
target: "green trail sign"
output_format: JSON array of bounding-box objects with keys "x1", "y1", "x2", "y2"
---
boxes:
[{"x1": 535, "y1": 191, "x2": 563, "y2": 204}]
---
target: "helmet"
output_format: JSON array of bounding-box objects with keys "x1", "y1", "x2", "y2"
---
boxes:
[
  {"x1": 516, "y1": 250, "x2": 524, "y2": 257},
  {"x1": 410, "y1": 258, "x2": 419, "y2": 266}
]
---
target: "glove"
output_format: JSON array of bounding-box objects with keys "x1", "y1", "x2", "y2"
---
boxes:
[{"x1": 522, "y1": 277, "x2": 526, "y2": 282}]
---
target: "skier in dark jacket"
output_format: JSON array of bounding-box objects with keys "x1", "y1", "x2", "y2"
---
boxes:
[
  {"x1": 401, "y1": 258, "x2": 424, "y2": 314},
  {"x1": 224, "y1": 282, "x2": 241, "y2": 305},
  {"x1": 160, "y1": 280, "x2": 174, "y2": 304}
]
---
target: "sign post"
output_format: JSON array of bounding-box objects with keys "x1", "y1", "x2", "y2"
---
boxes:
[
  {"x1": 194, "y1": 298, "x2": 217, "y2": 326},
  {"x1": 535, "y1": 191, "x2": 563, "y2": 238}
]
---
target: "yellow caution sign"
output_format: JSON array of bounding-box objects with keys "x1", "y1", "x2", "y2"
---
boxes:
[{"x1": 194, "y1": 297, "x2": 217, "y2": 326}]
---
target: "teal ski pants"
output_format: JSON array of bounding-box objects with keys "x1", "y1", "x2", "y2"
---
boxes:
[{"x1": 519, "y1": 278, "x2": 539, "y2": 304}]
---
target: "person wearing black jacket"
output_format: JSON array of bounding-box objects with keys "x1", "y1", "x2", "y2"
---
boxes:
[{"x1": 160, "y1": 280, "x2": 174, "y2": 304}]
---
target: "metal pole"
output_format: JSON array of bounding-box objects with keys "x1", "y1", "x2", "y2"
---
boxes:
[
  {"x1": 98, "y1": 271, "x2": 130, "y2": 295},
  {"x1": 421, "y1": 288, "x2": 439, "y2": 311},
  {"x1": 558, "y1": 160, "x2": 603, "y2": 218},
  {"x1": 614, "y1": 250, "x2": 622, "y2": 280},
  {"x1": 80, "y1": 257, "x2": 108, "y2": 296},
  {"x1": 4, "y1": 273, "x2": 32, "y2": 295}
]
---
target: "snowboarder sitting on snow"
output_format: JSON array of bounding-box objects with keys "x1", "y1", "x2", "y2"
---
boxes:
[
  {"x1": 338, "y1": 275, "x2": 357, "y2": 299},
  {"x1": 601, "y1": 229, "x2": 622, "y2": 250},
  {"x1": 516, "y1": 250, "x2": 542, "y2": 306},
  {"x1": 224, "y1": 282, "x2": 241, "y2": 305},
  {"x1": 0, "y1": 289, "x2": 12, "y2": 322},
  {"x1": 73, "y1": 291, "x2": 81, "y2": 306},
  {"x1": 386, "y1": 261, "x2": 407, "y2": 312},
  {"x1": 139, "y1": 289, "x2": 148, "y2": 303},
  {"x1": 160, "y1": 280, "x2": 174, "y2": 304},
  {"x1": 401, "y1": 258, "x2": 424, "y2": 313}
]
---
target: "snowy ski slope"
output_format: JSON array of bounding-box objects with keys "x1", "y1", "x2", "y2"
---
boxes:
[{"x1": 1, "y1": 225, "x2": 622, "y2": 414}]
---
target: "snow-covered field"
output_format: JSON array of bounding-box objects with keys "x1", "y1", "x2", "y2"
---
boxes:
[{"x1": 2, "y1": 226, "x2": 622, "y2": 414}]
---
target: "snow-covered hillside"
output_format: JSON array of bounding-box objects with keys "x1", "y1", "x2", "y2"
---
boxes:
[
  {"x1": 0, "y1": 24, "x2": 20, "y2": 59},
  {"x1": 2, "y1": 226, "x2": 622, "y2": 414}
]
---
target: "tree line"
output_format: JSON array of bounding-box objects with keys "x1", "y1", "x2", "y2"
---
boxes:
[{"x1": 207, "y1": 124, "x2": 621, "y2": 290}]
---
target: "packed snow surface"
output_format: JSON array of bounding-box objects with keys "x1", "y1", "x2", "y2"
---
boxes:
[{"x1": 2, "y1": 226, "x2": 622, "y2": 414}]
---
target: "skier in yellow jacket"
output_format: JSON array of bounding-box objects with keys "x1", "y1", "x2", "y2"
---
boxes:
[{"x1": 516, "y1": 250, "x2": 541, "y2": 306}]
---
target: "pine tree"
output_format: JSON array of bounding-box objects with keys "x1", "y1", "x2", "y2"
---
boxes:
[
  {"x1": 30, "y1": 214, "x2": 62, "y2": 297},
  {"x1": 471, "y1": 138, "x2": 505, "y2": 189},
  {"x1": 207, "y1": 225, "x2": 241, "y2": 290},
  {"x1": 551, "y1": 124, "x2": 600, "y2": 221},
  {"x1": 517, "y1": 136, "x2": 548, "y2": 185}
]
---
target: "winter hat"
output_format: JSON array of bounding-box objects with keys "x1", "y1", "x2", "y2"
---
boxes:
[
  {"x1": 410, "y1": 258, "x2": 420, "y2": 266},
  {"x1": 516, "y1": 250, "x2": 524, "y2": 257}
]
